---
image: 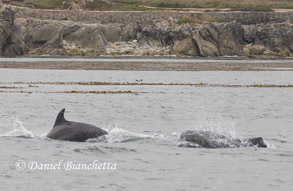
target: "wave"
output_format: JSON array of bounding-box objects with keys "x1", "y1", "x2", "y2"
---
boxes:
[{"x1": 0, "y1": 117, "x2": 33, "y2": 138}]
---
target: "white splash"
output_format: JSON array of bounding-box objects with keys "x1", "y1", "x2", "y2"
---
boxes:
[
  {"x1": 194, "y1": 116, "x2": 239, "y2": 138},
  {"x1": 177, "y1": 116, "x2": 251, "y2": 148},
  {"x1": 0, "y1": 117, "x2": 33, "y2": 138},
  {"x1": 105, "y1": 127, "x2": 151, "y2": 143},
  {"x1": 87, "y1": 124, "x2": 176, "y2": 143}
]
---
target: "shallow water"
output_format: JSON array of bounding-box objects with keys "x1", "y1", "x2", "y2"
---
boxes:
[{"x1": 0, "y1": 69, "x2": 293, "y2": 191}]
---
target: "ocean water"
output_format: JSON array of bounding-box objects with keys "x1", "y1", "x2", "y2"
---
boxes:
[{"x1": 0, "y1": 69, "x2": 292, "y2": 191}]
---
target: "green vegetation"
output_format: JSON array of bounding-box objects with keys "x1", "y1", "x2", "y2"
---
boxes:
[
  {"x1": 176, "y1": 15, "x2": 218, "y2": 25},
  {"x1": 111, "y1": 0, "x2": 141, "y2": 5},
  {"x1": 198, "y1": 15, "x2": 217, "y2": 22},
  {"x1": 283, "y1": 4, "x2": 293, "y2": 9},
  {"x1": 230, "y1": 4, "x2": 273, "y2": 12},
  {"x1": 70, "y1": 0, "x2": 156, "y2": 11},
  {"x1": 150, "y1": 1, "x2": 187, "y2": 8},
  {"x1": 3, "y1": 0, "x2": 293, "y2": 11},
  {"x1": 7, "y1": 0, "x2": 62, "y2": 9},
  {"x1": 177, "y1": 16, "x2": 202, "y2": 25},
  {"x1": 145, "y1": 0, "x2": 290, "y2": 10}
]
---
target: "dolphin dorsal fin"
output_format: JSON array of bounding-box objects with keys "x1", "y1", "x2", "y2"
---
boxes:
[{"x1": 53, "y1": 108, "x2": 67, "y2": 127}]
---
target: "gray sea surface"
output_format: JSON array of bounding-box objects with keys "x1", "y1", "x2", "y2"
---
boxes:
[{"x1": 0, "y1": 68, "x2": 292, "y2": 191}]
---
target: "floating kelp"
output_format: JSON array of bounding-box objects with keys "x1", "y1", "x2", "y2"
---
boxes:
[
  {"x1": 28, "y1": 85, "x2": 39, "y2": 88},
  {"x1": 5, "y1": 81, "x2": 293, "y2": 88},
  {"x1": 0, "y1": 86, "x2": 22, "y2": 89},
  {"x1": 0, "y1": 90, "x2": 160, "y2": 94}
]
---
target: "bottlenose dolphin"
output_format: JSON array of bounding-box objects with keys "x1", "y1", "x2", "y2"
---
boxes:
[
  {"x1": 47, "y1": 108, "x2": 108, "y2": 142},
  {"x1": 177, "y1": 130, "x2": 267, "y2": 148}
]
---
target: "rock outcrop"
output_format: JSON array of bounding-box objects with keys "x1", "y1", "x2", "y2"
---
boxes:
[
  {"x1": 0, "y1": 6, "x2": 26, "y2": 56},
  {"x1": 0, "y1": 6, "x2": 293, "y2": 58},
  {"x1": 0, "y1": 6, "x2": 14, "y2": 55},
  {"x1": 173, "y1": 21, "x2": 293, "y2": 58},
  {"x1": 174, "y1": 38, "x2": 200, "y2": 57}
]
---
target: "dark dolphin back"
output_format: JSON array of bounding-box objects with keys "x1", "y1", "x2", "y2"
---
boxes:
[
  {"x1": 248, "y1": 137, "x2": 267, "y2": 148},
  {"x1": 53, "y1": 108, "x2": 67, "y2": 127}
]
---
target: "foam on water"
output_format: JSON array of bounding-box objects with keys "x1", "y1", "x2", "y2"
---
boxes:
[
  {"x1": 87, "y1": 126, "x2": 152, "y2": 143},
  {"x1": 87, "y1": 124, "x2": 177, "y2": 143},
  {"x1": 104, "y1": 127, "x2": 152, "y2": 143},
  {"x1": 0, "y1": 117, "x2": 33, "y2": 138},
  {"x1": 263, "y1": 139, "x2": 275, "y2": 149}
]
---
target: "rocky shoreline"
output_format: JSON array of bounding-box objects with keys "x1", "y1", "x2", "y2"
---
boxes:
[{"x1": 1, "y1": 5, "x2": 293, "y2": 58}]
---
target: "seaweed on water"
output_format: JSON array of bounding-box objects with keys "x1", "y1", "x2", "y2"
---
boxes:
[
  {"x1": 0, "y1": 86, "x2": 22, "y2": 89},
  {"x1": 6, "y1": 81, "x2": 293, "y2": 88},
  {"x1": 0, "y1": 90, "x2": 157, "y2": 94}
]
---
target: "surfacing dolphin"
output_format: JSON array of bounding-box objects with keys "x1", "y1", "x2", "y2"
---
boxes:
[
  {"x1": 177, "y1": 130, "x2": 267, "y2": 148},
  {"x1": 47, "y1": 108, "x2": 108, "y2": 142}
]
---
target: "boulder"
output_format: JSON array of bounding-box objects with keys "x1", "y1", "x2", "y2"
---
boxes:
[
  {"x1": 192, "y1": 22, "x2": 244, "y2": 57},
  {"x1": 173, "y1": 38, "x2": 200, "y2": 56},
  {"x1": 217, "y1": 22, "x2": 244, "y2": 56},
  {"x1": 3, "y1": 23, "x2": 26, "y2": 56},
  {"x1": 63, "y1": 24, "x2": 107, "y2": 50},
  {"x1": 192, "y1": 25, "x2": 220, "y2": 57},
  {"x1": 248, "y1": 44, "x2": 266, "y2": 55},
  {"x1": 49, "y1": 48, "x2": 65, "y2": 56}
]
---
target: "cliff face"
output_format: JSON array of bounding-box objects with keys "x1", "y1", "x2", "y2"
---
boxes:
[{"x1": 1, "y1": 6, "x2": 293, "y2": 58}]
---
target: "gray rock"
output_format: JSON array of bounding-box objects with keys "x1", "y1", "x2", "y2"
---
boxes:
[
  {"x1": 192, "y1": 27, "x2": 220, "y2": 57},
  {"x1": 63, "y1": 24, "x2": 107, "y2": 50},
  {"x1": 248, "y1": 45, "x2": 266, "y2": 55},
  {"x1": 0, "y1": 6, "x2": 14, "y2": 56},
  {"x1": 1, "y1": 6, "x2": 293, "y2": 58},
  {"x1": 49, "y1": 48, "x2": 65, "y2": 56},
  {"x1": 174, "y1": 38, "x2": 200, "y2": 57},
  {"x1": 3, "y1": 23, "x2": 26, "y2": 56},
  {"x1": 191, "y1": 22, "x2": 244, "y2": 57}
]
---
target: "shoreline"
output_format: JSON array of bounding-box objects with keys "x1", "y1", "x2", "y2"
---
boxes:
[
  {"x1": 2, "y1": 6, "x2": 293, "y2": 58},
  {"x1": 1, "y1": 58, "x2": 293, "y2": 71}
]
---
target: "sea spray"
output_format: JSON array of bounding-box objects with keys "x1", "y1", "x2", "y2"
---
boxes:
[
  {"x1": 0, "y1": 116, "x2": 33, "y2": 138},
  {"x1": 177, "y1": 116, "x2": 251, "y2": 148}
]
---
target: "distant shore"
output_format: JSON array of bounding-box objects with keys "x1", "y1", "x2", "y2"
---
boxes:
[
  {"x1": 1, "y1": 58, "x2": 293, "y2": 71},
  {"x1": 2, "y1": 6, "x2": 293, "y2": 58}
]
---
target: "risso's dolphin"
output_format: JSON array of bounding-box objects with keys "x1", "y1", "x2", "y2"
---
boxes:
[
  {"x1": 177, "y1": 130, "x2": 267, "y2": 148},
  {"x1": 47, "y1": 108, "x2": 108, "y2": 142}
]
